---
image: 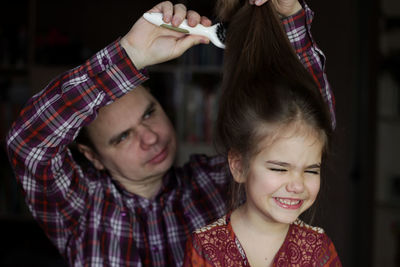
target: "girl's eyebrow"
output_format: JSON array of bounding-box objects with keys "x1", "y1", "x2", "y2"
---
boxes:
[
  {"x1": 266, "y1": 161, "x2": 321, "y2": 169},
  {"x1": 266, "y1": 160, "x2": 290, "y2": 167},
  {"x1": 307, "y1": 163, "x2": 321, "y2": 169}
]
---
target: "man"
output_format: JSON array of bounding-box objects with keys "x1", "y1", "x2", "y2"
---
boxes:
[{"x1": 7, "y1": 0, "x2": 334, "y2": 266}]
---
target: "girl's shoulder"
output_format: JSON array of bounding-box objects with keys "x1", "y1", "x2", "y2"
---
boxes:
[
  {"x1": 287, "y1": 219, "x2": 330, "y2": 248},
  {"x1": 187, "y1": 215, "x2": 247, "y2": 267},
  {"x1": 274, "y1": 219, "x2": 341, "y2": 266}
]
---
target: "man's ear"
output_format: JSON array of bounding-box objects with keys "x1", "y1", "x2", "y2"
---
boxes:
[
  {"x1": 228, "y1": 149, "x2": 246, "y2": 183},
  {"x1": 77, "y1": 144, "x2": 105, "y2": 171}
]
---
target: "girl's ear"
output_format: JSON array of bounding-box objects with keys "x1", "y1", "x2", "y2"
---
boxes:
[
  {"x1": 228, "y1": 149, "x2": 246, "y2": 183},
  {"x1": 77, "y1": 144, "x2": 105, "y2": 171}
]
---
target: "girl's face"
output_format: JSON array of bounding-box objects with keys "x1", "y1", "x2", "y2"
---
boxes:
[{"x1": 232, "y1": 125, "x2": 324, "y2": 225}]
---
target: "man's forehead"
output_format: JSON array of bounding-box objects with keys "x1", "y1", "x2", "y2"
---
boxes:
[{"x1": 88, "y1": 88, "x2": 154, "y2": 136}]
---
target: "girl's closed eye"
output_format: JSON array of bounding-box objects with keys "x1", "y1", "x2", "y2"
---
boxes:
[
  {"x1": 305, "y1": 169, "x2": 320, "y2": 175},
  {"x1": 269, "y1": 168, "x2": 287, "y2": 172}
]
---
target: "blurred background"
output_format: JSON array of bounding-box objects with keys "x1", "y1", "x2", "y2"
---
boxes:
[{"x1": 0, "y1": 0, "x2": 399, "y2": 266}]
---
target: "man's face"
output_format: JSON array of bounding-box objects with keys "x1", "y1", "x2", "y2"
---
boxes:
[{"x1": 84, "y1": 86, "x2": 176, "y2": 195}]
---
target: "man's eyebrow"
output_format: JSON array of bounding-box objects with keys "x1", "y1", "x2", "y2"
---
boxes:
[{"x1": 108, "y1": 129, "x2": 130, "y2": 145}]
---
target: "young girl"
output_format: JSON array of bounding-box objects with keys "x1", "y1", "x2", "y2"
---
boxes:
[{"x1": 183, "y1": 0, "x2": 341, "y2": 266}]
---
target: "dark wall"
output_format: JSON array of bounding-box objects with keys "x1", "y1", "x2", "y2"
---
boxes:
[
  {"x1": 308, "y1": 0, "x2": 358, "y2": 264},
  {"x1": 308, "y1": 0, "x2": 376, "y2": 266}
]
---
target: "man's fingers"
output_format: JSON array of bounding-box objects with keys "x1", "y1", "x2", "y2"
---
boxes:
[
  {"x1": 200, "y1": 16, "x2": 212, "y2": 27},
  {"x1": 186, "y1": 10, "x2": 201, "y2": 27},
  {"x1": 172, "y1": 3, "x2": 187, "y2": 26},
  {"x1": 148, "y1": 2, "x2": 211, "y2": 28},
  {"x1": 149, "y1": 1, "x2": 174, "y2": 23}
]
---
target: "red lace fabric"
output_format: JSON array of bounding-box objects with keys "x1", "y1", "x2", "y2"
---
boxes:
[
  {"x1": 274, "y1": 220, "x2": 342, "y2": 266},
  {"x1": 183, "y1": 215, "x2": 342, "y2": 267}
]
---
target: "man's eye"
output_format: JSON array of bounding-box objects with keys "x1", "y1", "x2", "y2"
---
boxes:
[
  {"x1": 116, "y1": 132, "x2": 129, "y2": 144},
  {"x1": 269, "y1": 168, "x2": 287, "y2": 172},
  {"x1": 143, "y1": 108, "x2": 155, "y2": 120}
]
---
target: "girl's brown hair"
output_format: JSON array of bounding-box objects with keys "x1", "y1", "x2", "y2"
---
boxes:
[{"x1": 214, "y1": 1, "x2": 333, "y2": 216}]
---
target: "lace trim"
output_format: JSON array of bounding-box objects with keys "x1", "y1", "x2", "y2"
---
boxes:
[
  {"x1": 194, "y1": 215, "x2": 227, "y2": 234},
  {"x1": 293, "y1": 219, "x2": 325, "y2": 234}
]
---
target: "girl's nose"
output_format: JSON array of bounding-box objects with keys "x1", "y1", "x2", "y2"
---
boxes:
[{"x1": 286, "y1": 173, "x2": 305, "y2": 194}]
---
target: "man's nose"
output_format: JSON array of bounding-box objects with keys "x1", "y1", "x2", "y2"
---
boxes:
[{"x1": 138, "y1": 125, "x2": 158, "y2": 150}]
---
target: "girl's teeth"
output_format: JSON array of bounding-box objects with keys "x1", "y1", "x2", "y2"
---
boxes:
[{"x1": 277, "y1": 198, "x2": 300, "y2": 205}]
